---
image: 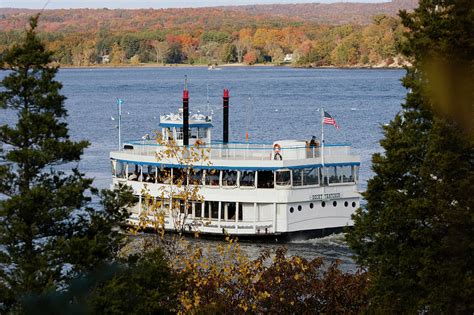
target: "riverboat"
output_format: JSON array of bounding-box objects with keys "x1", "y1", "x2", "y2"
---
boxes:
[{"x1": 109, "y1": 88, "x2": 360, "y2": 241}]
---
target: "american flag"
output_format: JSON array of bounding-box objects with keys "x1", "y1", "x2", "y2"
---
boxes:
[{"x1": 323, "y1": 111, "x2": 339, "y2": 129}]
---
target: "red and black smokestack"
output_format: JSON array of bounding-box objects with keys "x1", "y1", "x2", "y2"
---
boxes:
[
  {"x1": 183, "y1": 89, "x2": 189, "y2": 146},
  {"x1": 223, "y1": 89, "x2": 229, "y2": 144}
]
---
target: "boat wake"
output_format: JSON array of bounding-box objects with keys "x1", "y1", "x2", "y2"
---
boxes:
[{"x1": 290, "y1": 232, "x2": 348, "y2": 248}]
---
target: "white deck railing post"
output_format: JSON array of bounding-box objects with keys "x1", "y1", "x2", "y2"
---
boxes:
[
  {"x1": 218, "y1": 201, "x2": 221, "y2": 229},
  {"x1": 253, "y1": 202, "x2": 257, "y2": 233},
  {"x1": 235, "y1": 202, "x2": 239, "y2": 232},
  {"x1": 273, "y1": 202, "x2": 277, "y2": 233}
]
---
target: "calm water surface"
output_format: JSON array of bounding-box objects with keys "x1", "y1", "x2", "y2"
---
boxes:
[{"x1": 1, "y1": 66, "x2": 406, "y2": 270}]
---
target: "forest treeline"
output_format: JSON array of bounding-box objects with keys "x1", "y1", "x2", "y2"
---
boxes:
[{"x1": 0, "y1": 8, "x2": 409, "y2": 67}]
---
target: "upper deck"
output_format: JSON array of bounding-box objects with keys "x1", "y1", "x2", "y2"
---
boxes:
[{"x1": 113, "y1": 139, "x2": 359, "y2": 166}]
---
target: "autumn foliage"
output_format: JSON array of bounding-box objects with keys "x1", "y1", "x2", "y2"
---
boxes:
[
  {"x1": 243, "y1": 51, "x2": 258, "y2": 65},
  {"x1": 0, "y1": 5, "x2": 413, "y2": 67},
  {"x1": 175, "y1": 238, "x2": 368, "y2": 314}
]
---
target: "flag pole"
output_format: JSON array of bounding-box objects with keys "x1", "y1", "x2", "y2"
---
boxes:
[
  {"x1": 321, "y1": 107, "x2": 324, "y2": 166},
  {"x1": 321, "y1": 107, "x2": 326, "y2": 193}
]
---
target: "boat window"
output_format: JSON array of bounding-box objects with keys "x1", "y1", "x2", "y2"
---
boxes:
[
  {"x1": 207, "y1": 201, "x2": 219, "y2": 219},
  {"x1": 222, "y1": 170, "x2": 238, "y2": 186},
  {"x1": 160, "y1": 200, "x2": 170, "y2": 212},
  {"x1": 257, "y1": 171, "x2": 274, "y2": 189},
  {"x1": 224, "y1": 202, "x2": 242, "y2": 221},
  {"x1": 165, "y1": 128, "x2": 173, "y2": 140},
  {"x1": 189, "y1": 169, "x2": 203, "y2": 185},
  {"x1": 338, "y1": 166, "x2": 353, "y2": 183},
  {"x1": 326, "y1": 166, "x2": 341, "y2": 184},
  {"x1": 116, "y1": 161, "x2": 126, "y2": 178},
  {"x1": 190, "y1": 128, "x2": 198, "y2": 139},
  {"x1": 176, "y1": 128, "x2": 183, "y2": 140},
  {"x1": 225, "y1": 202, "x2": 236, "y2": 221},
  {"x1": 172, "y1": 168, "x2": 187, "y2": 185},
  {"x1": 127, "y1": 163, "x2": 140, "y2": 181},
  {"x1": 276, "y1": 170, "x2": 291, "y2": 186},
  {"x1": 353, "y1": 166, "x2": 359, "y2": 183},
  {"x1": 194, "y1": 202, "x2": 202, "y2": 218},
  {"x1": 240, "y1": 171, "x2": 255, "y2": 187},
  {"x1": 157, "y1": 167, "x2": 172, "y2": 184},
  {"x1": 303, "y1": 168, "x2": 319, "y2": 185},
  {"x1": 198, "y1": 128, "x2": 207, "y2": 139},
  {"x1": 171, "y1": 199, "x2": 190, "y2": 215},
  {"x1": 205, "y1": 169, "x2": 220, "y2": 186},
  {"x1": 142, "y1": 165, "x2": 156, "y2": 183},
  {"x1": 172, "y1": 199, "x2": 186, "y2": 214},
  {"x1": 187, "y1": 202, "x2": 193, "y2": 215},
  {"x1": 111, "y1": 160, "x2": 116, "y2": 176},
  {"x1": 292, "y1": 169, "x2": 303, "y2": 186}
]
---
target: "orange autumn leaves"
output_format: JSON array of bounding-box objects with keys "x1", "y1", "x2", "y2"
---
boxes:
[{"x1": 174, "y1": 238, "x2": 368, "y2": 314}]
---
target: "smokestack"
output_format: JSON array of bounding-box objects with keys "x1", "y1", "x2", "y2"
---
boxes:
[
  {"x1": 183, "y1": 89, "x2": 189, "y2": 146},
  {"x1": 223, "y1": 89, "x2": 229, "y2": 144}
]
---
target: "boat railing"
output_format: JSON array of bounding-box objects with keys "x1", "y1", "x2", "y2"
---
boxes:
[
  {"x1": 128, "y1": 212, "x2": 274, "y2": 234},
  {"x1": 120, "y1": 139, "x2": 352, "y2": 161}
]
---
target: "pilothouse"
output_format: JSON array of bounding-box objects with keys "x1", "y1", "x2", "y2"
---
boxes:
[{"x1": 110, "y1": 87, "x2": 361, "y2": 241}]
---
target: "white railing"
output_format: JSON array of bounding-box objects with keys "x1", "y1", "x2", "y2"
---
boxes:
[
  {"x1": 118, "y1": 140, "x2": 352, "y2": 161},
  {"x1": 128, "y1": 214, "x2": 274, "y2": 234}
]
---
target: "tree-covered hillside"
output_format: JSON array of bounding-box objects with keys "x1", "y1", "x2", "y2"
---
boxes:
[{"x1": 0, "y1": 2, "x2": 415, "y2": 67}]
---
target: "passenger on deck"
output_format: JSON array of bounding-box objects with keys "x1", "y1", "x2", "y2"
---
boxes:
[
  {"x1": 273, "y1": 144, "x2": 282, "y2": 160},
  {"x1": 309, "y1": 136, "x2": 320, "y2": 157},
  {"x1": 144, "y1": 173, "x2": 154, "y2": 182},
  {"x1": 309, "y1": 136, "x2": 318, "y2": 148},
  {"x1": 128, "y1": 172, "x2": 138, "y2": 181}
]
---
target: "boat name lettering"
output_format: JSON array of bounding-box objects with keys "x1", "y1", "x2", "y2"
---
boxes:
[{"x1": 311, "y1": 193, "x2": 341, "y2": 200}]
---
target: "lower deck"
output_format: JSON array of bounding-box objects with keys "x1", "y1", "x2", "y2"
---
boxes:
[{"x1": 127, "y1": 192, "x2": 359, "y2": 237}]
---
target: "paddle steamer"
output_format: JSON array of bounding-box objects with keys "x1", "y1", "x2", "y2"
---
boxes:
[{"x1": 110, "y1": 88, "x2": 360, "y2": 240}]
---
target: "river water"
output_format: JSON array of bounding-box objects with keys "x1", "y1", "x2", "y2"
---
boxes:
[{"x1": 1, "y1": 66, "x2": 406, "y2": 271}]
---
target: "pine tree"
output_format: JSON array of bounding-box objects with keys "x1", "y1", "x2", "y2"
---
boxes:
[
  {"x1": 0, "y1": 15, "x2": 133, "y2": 311},
  {"x1": 347, "y1": 0, "x2": 474, "y2": 312}
]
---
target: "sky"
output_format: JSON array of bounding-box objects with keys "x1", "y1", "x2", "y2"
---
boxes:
[{"x1": 1, "y1": 0, "x2": 390, "y2": 9}]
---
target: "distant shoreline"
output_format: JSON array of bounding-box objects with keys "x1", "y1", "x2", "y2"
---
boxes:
[{"x1": 59, "y1": 63, "x2": 406, "y2": 70}]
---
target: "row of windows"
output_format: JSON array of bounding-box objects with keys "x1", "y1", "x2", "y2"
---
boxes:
[
  {"x1": 136, "y1": 197, "x2": 244, "y2": 221},
  {"x1": 112, "y1": 161, "x2": 359, "y2": 188},
  {"x1": 165, "y1": 127, "x2": 208, "y2": 140},
  {"x1": 289, "y1": 200, "x2": 358, "y2": 213}
]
